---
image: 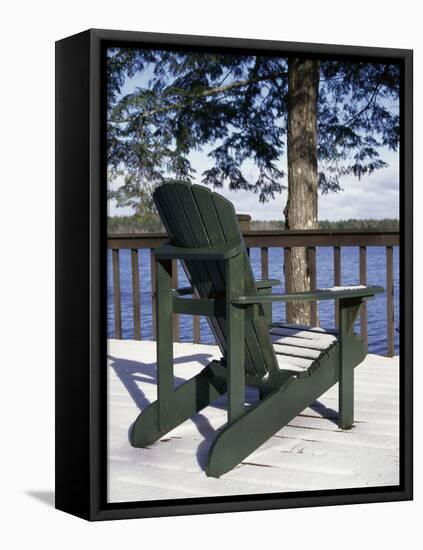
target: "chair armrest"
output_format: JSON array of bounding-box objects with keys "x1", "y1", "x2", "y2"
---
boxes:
[
  {"x1": 255, "y1": 279, "x2": 281, "y2": 289},
  {"x1": 169, "y1": 281, "x2": 280, "y2": 298},
  {"x1": 153, "y1": 239, "x2": 243, "y2": 260},
  {"x1": 232, "y1": 285, "x2": 384, "y2": 305}
]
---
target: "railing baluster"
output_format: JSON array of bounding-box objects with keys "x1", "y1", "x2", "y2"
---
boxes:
[
  {"x1": 131, "y1": 249, "x2": 141, "y2": 340},
  {"x1": 386, "y1": 246, "x2": 394, "y2": 357},
  {"x1": 172, "y1": 259, "x2": 180, "y2": 342},
  {"x1": 284, "y1": 247, "x2": 292, "y2": 321},
  {"x1": 112, "y1": 249, "x2": 122, "y2": 339},
  {"x1": 261, "y1": 247, "x2": 269, "y2": 280},
  {"x1": 107, "y1": 230, "x2": 399, "y2": 354},
  {"x1": 359, "y1": 246, "x2": 368, "y2": 353},
  {"x1": 150, "y1": 250, "x2": 156, "y2": 340},
  {"x1": 308, "y1": 247, "x2": 317, "y2": 326},
  {"x1": 334, "y1": 246, "x2": 341, "y2": 328}
]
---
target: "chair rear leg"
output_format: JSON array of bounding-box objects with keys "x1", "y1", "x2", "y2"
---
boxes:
[
  {"x1": 130, "y1": 364, "x2": 227, "y2": 447},
  {"x1": 207, "y1": 352, "x2": 339, "y2": 478},
  {"x1": 259, "y1": 388, "x2": 273, "y2": 400}
]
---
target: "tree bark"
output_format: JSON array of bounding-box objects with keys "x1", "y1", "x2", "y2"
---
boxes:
[{"x1": 285, "y1": 58, "x2": 320, "y2": 325}]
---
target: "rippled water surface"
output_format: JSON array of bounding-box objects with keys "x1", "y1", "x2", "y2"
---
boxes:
[{"x1": 108, "y1": 246, "x2": 400, "y2": 356}]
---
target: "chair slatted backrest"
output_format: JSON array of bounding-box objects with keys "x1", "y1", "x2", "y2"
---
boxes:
[{"x1": 154, "y1": 181, "x2": 279, "y2": 380}]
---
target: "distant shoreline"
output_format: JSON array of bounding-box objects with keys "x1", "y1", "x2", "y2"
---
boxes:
[{"x1": 107, "y1": 215, "x2": 399, "y2": 234}]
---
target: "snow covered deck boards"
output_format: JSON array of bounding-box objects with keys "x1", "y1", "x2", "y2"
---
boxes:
[{"x1": 107, "y1": 340, "x2": 399, "y2": 503}]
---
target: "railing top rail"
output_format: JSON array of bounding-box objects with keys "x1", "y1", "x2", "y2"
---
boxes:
[
  {"x1": 244, "y1": 229, "x2": 399, "y2": 237},
  {"x1": 107, "y1": 228, "x2": 399, "y2": 249},
  {"x1": 109, "y1": 228, "x2": 399, "y2": 238}
]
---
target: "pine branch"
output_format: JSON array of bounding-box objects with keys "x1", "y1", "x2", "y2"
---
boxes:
[
  {"x1": 343, "y1": 82, "x2": 383, "y2": 127},
  {"x1": 324, "y1": 80, "x2": 385, "y2": 154},
  {"x1": 109, "y1": 70, "x2": 288, "y2": 123},
  {"x1": 242, "y1": 58, "x2": 262, "y2": 117}
]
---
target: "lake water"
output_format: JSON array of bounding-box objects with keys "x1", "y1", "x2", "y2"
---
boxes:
[{"x1": 107, "y1": 246, "x2": 400, "y2": 356}]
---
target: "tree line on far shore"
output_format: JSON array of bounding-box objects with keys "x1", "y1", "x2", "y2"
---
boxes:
[
  {"x1": 107, "y1": 214, "x2": 399, "y2": 234},
  {"x1": 251, "y1": 218, "x2": 399, "y2": 231}
]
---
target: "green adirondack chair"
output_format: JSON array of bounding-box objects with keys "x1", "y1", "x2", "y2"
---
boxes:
[{"x1": 130, "y1": 181, "x2": 384, "y2": 477}]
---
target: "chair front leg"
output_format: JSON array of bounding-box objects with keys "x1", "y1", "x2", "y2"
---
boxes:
[
  {"x1": 226, "y1": 254, "x2": 245, "y2": 423},
  {"x1": 338, "y1": 297, "x2": 363, "y2": 429},
  {"x1": 156, "y1": 257, "x2": 174, "y2": 431},
  {"x1": 257, "y1": 286, "x2": 273, "y2": 324}
]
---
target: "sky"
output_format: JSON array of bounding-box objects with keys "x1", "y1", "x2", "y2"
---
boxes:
[
  {"x1": 108, "y1": 146, "x2": 399, "y2": 220},
  {"x1": 107, "y1": 52, "x2": 400, "y2": 221}
]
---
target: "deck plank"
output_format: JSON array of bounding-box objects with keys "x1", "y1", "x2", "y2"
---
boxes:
[{"x1": 107, "y1": 340, "x2": 400, "y2": 503}]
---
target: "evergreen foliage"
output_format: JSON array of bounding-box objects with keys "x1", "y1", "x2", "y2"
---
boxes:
[{"x1": 107, "y1": 48, "x2": 400, "y2": 215}]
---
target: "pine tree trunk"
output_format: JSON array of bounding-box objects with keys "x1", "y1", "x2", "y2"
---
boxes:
[{"x1": 285, "y1": 58, "x2": 320, "y2": 325}]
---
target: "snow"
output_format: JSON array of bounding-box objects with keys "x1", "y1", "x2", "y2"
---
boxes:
[
  {"x1": 107, "y1": 340, "x2": 400, "y2": 503},
  {"x1": 320, "y1": 285, "x2": 367, "y2": 291}
]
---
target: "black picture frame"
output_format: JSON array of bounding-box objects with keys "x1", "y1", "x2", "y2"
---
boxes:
[{"x1": 55, "y1": 28, "x2": 413, "y2": 521}]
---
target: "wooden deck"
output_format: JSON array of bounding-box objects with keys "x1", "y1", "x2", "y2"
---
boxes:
[{"x1": 107, "y1": 340, "x2": 399, "y2": 503}]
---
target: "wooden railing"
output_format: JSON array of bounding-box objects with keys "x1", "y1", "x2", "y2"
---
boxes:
[{"x1": 107, "y1": 228, "x2": 399, "y2": 356}]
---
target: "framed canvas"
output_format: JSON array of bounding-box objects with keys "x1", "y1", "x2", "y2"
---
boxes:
[{"x1": 55, "y1": 28, "x2": 413, "y2": 521}]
